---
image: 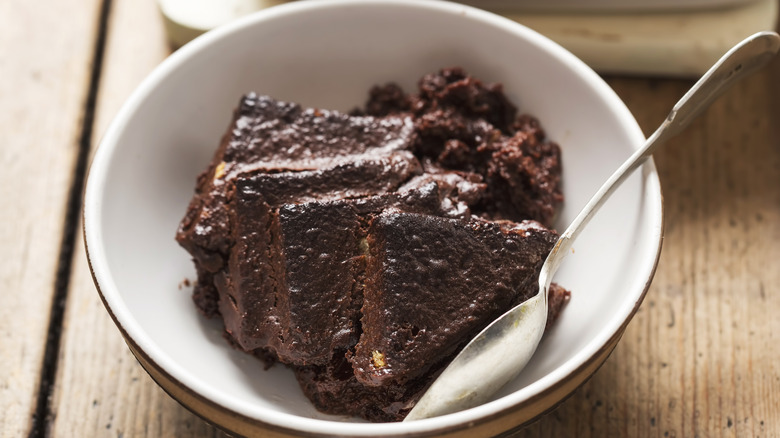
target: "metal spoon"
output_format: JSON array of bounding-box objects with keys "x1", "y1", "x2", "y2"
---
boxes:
[{"x1": 404, "y1": 31, "x2": 780, "y2": 422}]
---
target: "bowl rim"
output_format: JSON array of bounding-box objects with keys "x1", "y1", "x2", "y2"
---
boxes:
[{"x1": 83, "y1": 0, "x2": 663, "y2": 436}]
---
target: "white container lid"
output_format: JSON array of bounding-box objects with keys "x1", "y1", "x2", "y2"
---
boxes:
[
  {"x1": 158, "y1": 0, "x2": 285, "y2": 47},
  {"x1": 457, "y1": 0, "x2": 763, "y2": 12}
]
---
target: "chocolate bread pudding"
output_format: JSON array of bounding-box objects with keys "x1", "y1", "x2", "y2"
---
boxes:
[{"x1": 176, "y1": 67, "x2": 570, "y2": 422}]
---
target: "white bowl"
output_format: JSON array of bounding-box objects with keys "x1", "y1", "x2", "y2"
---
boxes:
[{"x1": 83, "y1": 1, "x2": 663, "y2": 436}]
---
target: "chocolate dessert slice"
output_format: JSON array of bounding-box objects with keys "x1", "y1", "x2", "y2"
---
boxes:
[
  {"x1": 351, "y1": 212, "x2": 558, "y2": 387},
  {"x1": 223, "y1": 178, "x2": 443, "y2": 366},
  {"x1": 219, "y1": 93, "x2": 415, "y2": 173}
]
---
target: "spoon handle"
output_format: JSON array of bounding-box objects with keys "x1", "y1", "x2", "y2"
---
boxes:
[{"x1": 548, "y1": 31, "x2": 780, "y2": 272}]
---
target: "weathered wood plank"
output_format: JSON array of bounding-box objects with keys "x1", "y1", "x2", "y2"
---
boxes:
[
  {"x1": 48, "y1": 0, "x2": 225, "y2": 436},
  {"x1": 0, "y1": 0, "x2": 105, "y2": 435}
]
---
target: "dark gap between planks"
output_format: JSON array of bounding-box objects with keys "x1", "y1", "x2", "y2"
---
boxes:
[{"x1": 28, "y1": 0, "x2": 113, "y2": 436}]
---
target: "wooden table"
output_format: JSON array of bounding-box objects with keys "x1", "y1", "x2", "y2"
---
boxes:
[{"x1": 3, "y1": 1, "x2": 779, "y2": 436}]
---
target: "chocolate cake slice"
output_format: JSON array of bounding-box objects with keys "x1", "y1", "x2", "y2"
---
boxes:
[
  {"x1": 223, "y1": 178, "x2": 444, "y2": 365},
  {"x1": 351, "y1": 212, "x2": 558, "y2": 387}
]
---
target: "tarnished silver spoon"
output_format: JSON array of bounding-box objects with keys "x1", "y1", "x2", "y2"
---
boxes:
[{"x1": 405, "y1": 31, "x2": 780, "y2": 422}]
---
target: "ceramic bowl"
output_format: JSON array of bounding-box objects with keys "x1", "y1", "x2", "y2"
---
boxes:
[{"x1": 83, "y1": 1, "x2": 663, "y2": 436}]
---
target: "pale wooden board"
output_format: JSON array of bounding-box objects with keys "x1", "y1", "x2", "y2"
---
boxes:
[
  {"x1": 0, "y1": 0, "x2": 104, "y2": 435},
  {"x1": 49, "y1": 0, "x2": 225, "y2": 436},
  {"x1": 505, "y1": 0, "x2": 779, "y2": 77},
  {"x1": 50, "y1": 0, "x2": 780, "y2": 436}
]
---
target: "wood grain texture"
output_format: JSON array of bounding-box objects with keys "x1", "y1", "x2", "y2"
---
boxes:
[
  {"x1": 48, "y1": 0, "x2": 780, "y2": 436},
  {"x1": 49, "y1": 0, "x2": 225, "y2": 436},
  {"x1": 0, "y1": 0, "x2": 104, "y2": 435}
]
